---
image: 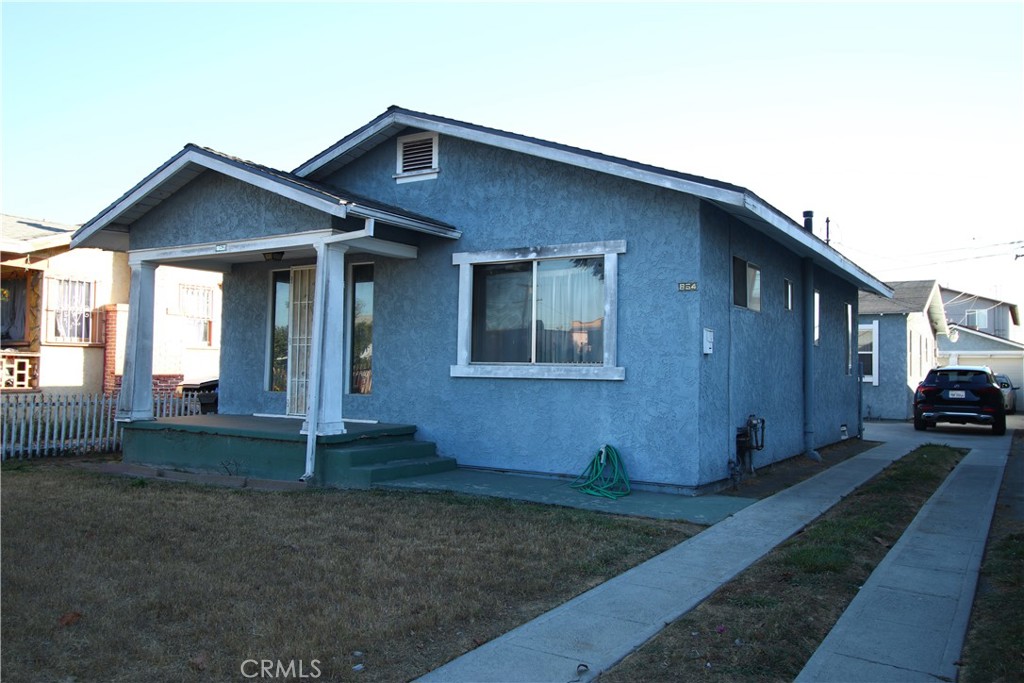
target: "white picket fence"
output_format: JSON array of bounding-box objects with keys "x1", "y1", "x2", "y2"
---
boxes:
[{"x1": 1, "y1": 392, "x2": 201, "y2": 460}]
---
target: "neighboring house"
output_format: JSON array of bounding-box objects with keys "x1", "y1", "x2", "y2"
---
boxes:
[
  {"x1": 940, "y1": 286, "x2": 1020, "y2": 342},
  {"x1": 937, "y1": 287, "x2": 1022, "y2": 408},
  {"x1": 1, "y1": 214, "x2": 222, "y2": 395},
  {"x1": 858, "y1": 280, "x2": 948, "y2": 420},
  {"x1": 72, "y1": 106, "x2": 890, "y2": 492}
]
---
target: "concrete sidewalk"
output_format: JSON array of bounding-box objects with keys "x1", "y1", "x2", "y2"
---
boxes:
[
  {"x1": 796, "y1": 427, "x2": 1010, "y2": 682},
  {"x1": 418, "y1": 422, "x2": 1002, "y2": 683}
]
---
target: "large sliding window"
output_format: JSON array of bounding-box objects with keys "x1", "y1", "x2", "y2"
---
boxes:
[{"x1": 452, "y1": 241, "x2": 625, "y2": 380}]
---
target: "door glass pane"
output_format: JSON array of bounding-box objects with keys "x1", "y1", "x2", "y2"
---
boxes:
[
  {"x1": 287, "y1": 267, "x2": 315, "y2": 415},
  {"x1": 350, "y1": 264, "x2": 373, "y2": 394},
  {"x1": 269, "y1": 271, "x2": 290, "y2": 392}
]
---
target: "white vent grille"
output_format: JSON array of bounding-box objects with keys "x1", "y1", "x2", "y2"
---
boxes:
[
  {"x1": 396, "y1": 132, "x2": 438, "y2": 182},
  {"x1": 401, "y1": 137, "x2": 435, "y2": 172}
]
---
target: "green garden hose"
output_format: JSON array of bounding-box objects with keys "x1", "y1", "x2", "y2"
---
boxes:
[{"x1": 570, "y1": 444, "x2": 631, "y2": 499}]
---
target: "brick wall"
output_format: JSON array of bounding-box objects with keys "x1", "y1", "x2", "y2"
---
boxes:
[
  {"x1": 102, "y1": 304, "x2": 120, "y2": 394},
  {"x1": 101, "y1": 304, "x2": 183, "y2": 395}
]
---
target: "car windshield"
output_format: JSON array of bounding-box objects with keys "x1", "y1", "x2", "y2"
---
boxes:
[{"x1": 930, "y1": 370, "x2": 990, "y2": 386}]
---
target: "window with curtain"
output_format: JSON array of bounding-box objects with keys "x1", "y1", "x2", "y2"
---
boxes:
[
  {"x1": 46, "y1": 277, "x2": 98, "y2": 343},
  {"x1": 452, "y1": 240, "x2": 625, "y2": 381},
  {"x1": 1, "y1": 276, "x2": 28, "y2": 343},
  {"x1": 471, "y1": 257, "x2": 605, "y2": 365}
]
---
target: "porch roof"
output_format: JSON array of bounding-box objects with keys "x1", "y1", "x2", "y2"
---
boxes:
[{"x1": 72, "y1": 144, "x2": 460, "y2": 252}]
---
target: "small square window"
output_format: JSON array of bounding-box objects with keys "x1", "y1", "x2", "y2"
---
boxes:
[
  {"x1": 732, "y1": 257, "x2": 761, "y2": 312},
  {"x1": 395, "y1": 132, "x2": 438, "y2": 183}
]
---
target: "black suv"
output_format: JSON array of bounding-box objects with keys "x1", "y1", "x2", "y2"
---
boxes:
[{"x1": 914, "y1": 365, "x2": 1006, "y2": 435}]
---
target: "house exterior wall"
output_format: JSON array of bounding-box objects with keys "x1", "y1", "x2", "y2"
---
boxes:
[
  {"x1": 30, "y1": 247, "x2": 123, "y2": 394},
  {"x1": 858, "y1": 312, "x2": 938, "y2": 420},
  {"x1": 209, "y1": 133, "x2": 863, "y2": 490}
]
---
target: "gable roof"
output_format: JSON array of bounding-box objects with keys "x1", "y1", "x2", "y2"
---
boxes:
[
  {"x1": 860, "y1": 280, "x2": 949, "y2": 336},
  {"x1": 2, "y1": 214, "x2": 76, "y2": 255},
  {"x1": 296, "y1": 106, "x2": 891, "y2": 297},
  {"x1": 72, "y1": 144, "x2": 460, "y2": 251}
]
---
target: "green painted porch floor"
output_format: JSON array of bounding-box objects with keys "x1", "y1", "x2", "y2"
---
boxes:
[{"x1": 125, "y1": 414, "x2": 415, "y2": 443}]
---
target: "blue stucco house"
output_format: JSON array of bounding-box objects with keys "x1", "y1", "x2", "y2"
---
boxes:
[
  {"x1": 858, "y1": 280, "x2": 949, "y2": 421},
  {"x1": 72, "y1": 107, "x2": 890, "y2": 492}
]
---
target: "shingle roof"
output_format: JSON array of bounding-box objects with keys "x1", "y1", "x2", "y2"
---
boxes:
[
  {"x1": 860, "y1": 280, "x2": 949, "y2": 336},
  {"x1": 1, "y1": 214, "x2": 76, "y2": 254},
  {"x1": 2, "y1": 214, "x2": 77, "y2": 242},
  {"x1": 860, "y1": 280, "x2": 939, "y2": 315}
]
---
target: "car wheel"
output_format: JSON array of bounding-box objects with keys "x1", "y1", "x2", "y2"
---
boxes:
[
  {"x1": 993, "y1": 415, "x2": 1006, "y2": 436},
  {"x1": 914, "y1": 416, "x2": 928, "y2": 431}
]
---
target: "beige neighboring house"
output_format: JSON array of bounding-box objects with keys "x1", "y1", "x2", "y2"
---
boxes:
[{"x1": 1, "y1": 214, "x2": 221, "y2": 395}]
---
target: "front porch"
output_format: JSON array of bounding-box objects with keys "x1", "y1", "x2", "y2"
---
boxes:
[{"x1": 121, "y1": 414, "x2": 456, "y2": 488}]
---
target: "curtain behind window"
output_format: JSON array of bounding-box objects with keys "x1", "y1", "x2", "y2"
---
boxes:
[{"x1": 1, "y1": 277, "x2": 27, "y2": 342}]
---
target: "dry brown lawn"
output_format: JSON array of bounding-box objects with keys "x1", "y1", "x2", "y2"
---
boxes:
[{"x1": 0, "y1": 463, "x2": 696, "y2": 682}]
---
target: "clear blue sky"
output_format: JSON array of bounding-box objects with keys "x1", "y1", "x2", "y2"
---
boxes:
[{"x1": 3, "y1": 2, "x2": 1022, "y2": 307}]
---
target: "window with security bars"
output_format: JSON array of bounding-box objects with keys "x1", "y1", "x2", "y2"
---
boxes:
[
  {"x1": 180, "y1": 284, "x2": 214, "y2": 345},
  {"x1": 395, "y1": 132, "x2": 438, "y2": 182},
  {"x1": 46, "y1": 278, "x2": 101, "y2": 343}
]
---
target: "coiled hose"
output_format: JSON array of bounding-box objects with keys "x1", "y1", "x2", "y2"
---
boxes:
[{"x1": 570, "y1": 444, "x2": 631, "y2": 499}]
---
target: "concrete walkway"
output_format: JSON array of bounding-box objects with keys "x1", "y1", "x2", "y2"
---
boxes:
[
  {"x1": 419, "y1": 420, "x2": 1015, "y2": 682},
  {"x1": 796, "y1": 423, "x2": 1011, "y2": 682}
]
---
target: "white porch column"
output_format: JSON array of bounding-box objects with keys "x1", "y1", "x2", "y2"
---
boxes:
[
  {"x1": 303, "y1": 241, "x2": 349, "y2": 436},
  {"x1": 117, "y1": 262, "x2": 157, "y2": 421}
]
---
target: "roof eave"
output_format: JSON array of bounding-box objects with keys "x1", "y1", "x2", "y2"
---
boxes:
[{"x1": 297, "y1": 108, "x2": 891, "y2": 296}]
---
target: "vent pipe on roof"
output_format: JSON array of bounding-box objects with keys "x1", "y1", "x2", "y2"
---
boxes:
[{"x1": 803, "y1": 210, "x2": 814, "y2": 233}]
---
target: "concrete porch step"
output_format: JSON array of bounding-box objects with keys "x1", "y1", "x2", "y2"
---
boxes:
[
  {"x1": 330, "y1": 440, "x2": 439, "y2": 467},
  {"x1": 318, "y1": 437, "x2": 457, "y2": 488},
  {"x1": 350, "y1": 455, "x2": 459, "y2": 489}
]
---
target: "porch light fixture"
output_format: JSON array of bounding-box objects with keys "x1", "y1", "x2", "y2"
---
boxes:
[{"x1": 263, "y1": 251, "x2": 284, "y2": 262}]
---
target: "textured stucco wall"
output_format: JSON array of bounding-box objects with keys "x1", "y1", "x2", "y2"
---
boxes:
[
  {"x1": 129, "y1": 172, "x2": 332, "y2": 251},
  {"x1": 860, "y1": 314, "x2": 910, "y2": 420},
  {"x1": 810, "y1": 267, "x2": 861, "y2": 440},
  {"x1": 213, "y1": 131, "x2": 865, "y2": 489}
]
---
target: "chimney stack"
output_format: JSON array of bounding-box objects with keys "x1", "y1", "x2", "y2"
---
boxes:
[{"x1": 803, "y1": 210, "x2": 814, "y2": 232}]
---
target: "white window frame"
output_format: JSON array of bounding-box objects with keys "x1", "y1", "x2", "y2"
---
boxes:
[
  {"x1": 813, "y1": 290, "x2": 821, "y2": 346},
  {"x1": 859, "y1": 320, "x2": 879, "y2": 386},
  {"x1": 965, "y1": 308, "x2": 988, "y2": 329},
  {"x1": 784, "y1": 279, "x2": 793, "y2": 311},
  {"x1": 732, "y1": 257, "x2": 761, "y2": 312},
  {"x1": 845, "y1": 302, "x2": 853, "y2": 376},
  {"x1": 395, "y1": 132, "x2": 439, "y2": 183},
  {"x1": 451, "y1": 240, "x2": 626, "y2": 381},
  {"x1": 45, "y1": 276, "x2": 100, "y2": 344},
  {"x1": 179, "y1": 284, "x2": 214, "y2": 346}
]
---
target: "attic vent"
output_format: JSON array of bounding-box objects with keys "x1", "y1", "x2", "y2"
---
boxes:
[{"x1": 395, "y1": 132, "x2": 439, "y2": 183}]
